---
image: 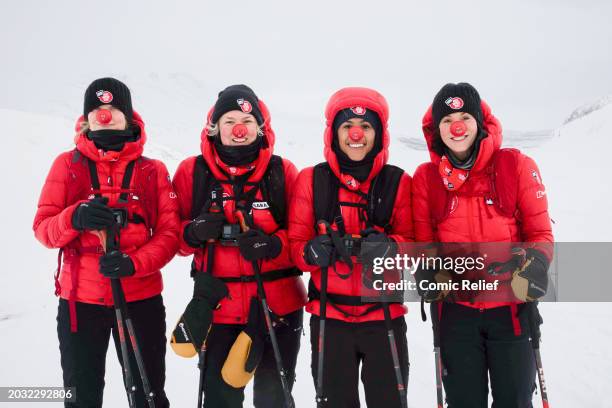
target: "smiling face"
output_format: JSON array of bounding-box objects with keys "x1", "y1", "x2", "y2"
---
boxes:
[
  {"x1": 87, "y1": 105, "x2": 127, "y2": 131},
  {"x1": 336, "y1": 118, "x2": 376, "y2": 161},
  {"x1": 438, "y1": 111, "x2": 478, "y2": 160},
  {"x1": 218, "y1": 110, "x2": 259, "y2": 146}
]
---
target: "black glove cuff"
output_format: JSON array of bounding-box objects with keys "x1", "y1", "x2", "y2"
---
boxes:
[{"x1": 268, "y1": 234, "x2": 282, "y2": 259}]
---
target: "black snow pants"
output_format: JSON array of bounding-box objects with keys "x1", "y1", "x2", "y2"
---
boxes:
[
  {"x1": 438, "y1": 302, "x2": 539, "y2": 408},
  {"x1": 57, "y1": 295, "x2": 169, "y2": 408},
  {"x1": 309, "y1": 315, "x2": 410, "y2": 408},
  {"x1": 202, "y1": 308, "x2": 303, "y2": 408}
]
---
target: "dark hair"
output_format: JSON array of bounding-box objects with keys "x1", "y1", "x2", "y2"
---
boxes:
[{"x1": 431, "y1": 127, "x2": 445, "y2": 156}]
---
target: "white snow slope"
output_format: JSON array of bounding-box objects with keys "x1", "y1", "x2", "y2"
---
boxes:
[{"x1": 0, "y1": 101, "x2": 611, "y2": 407}]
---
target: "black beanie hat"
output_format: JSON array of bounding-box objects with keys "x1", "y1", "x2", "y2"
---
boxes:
[
  {"x1": 211, "y1": 84, "x2": 264, "y2": 126},
  {"x1": 83, "y1": 77, "x2": 133, "y2": 123},
  {"x1": 432, "y1": 82, "x2": 482, "y2": 129},
  {"x1": 332, "y1": 107, "x2": 382, "y2": 138}
]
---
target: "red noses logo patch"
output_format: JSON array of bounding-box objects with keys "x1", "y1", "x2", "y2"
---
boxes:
[
  {"x1": 445, "y1": 97, "x2": 464, "y2": 110},
  {"x1": 350, "y1": 106, "x2": 367, "y2": 115},
  {"x1": 96, "y1": 90, "x2": 113, "y2": 104},
  {"x1": 237, "y1": 98, "x2": 252, "y2": 113}
]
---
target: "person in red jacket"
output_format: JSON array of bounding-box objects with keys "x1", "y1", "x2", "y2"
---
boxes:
[
  {"x1": 289, "y1": 87, "x2": 413, "y2": 408},
  {"x1": 33, "y1": 78, "x2": 179, "y2": 407},
  {"x1": 412, "y1": 82, "x2": 554, "y2": 408},
  {"x1": 172, "y1": 84, "x2": 307, "y2": 408}
]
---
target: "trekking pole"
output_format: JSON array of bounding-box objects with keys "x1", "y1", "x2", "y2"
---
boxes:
[
  {"x1": 381, "y1": 301, "x2": 408, "y2": 408},
  {"x1": 100, "y1": 224, "x2": 156, "y2": 408},
  {"x1": 236, "y1": 211, "x2": 294, "y2": 408},
  {"x1": 196, "y1": 194, "x2": 223, "y2": 408},
  {"x1": 527, "y1": 302, "x2": 550, "y2": 408},
  {"x1": 315, "y1": 221, "x2": 330, "y2": 408},
  {"x1": 430, "y1": 302, "x2": 444, "y2": 408},
  {"x1": 196, "y1": 341, "x2": 207, "y2": 408}
]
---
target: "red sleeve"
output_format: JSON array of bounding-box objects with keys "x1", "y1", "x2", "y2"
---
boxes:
[
  {"x1": 411, "y1": 163, "x2": 435, "y2": 243},
  {"x1": 288, "y1": 167, "x2": 318, "y2": 273},
  {"x1": 32, "y1": 152, "x2": 81, "y2": 249},
  {"x1": 130, "y1": 160, "x2": 180, "y2": 275},
  {"x1": 516, "y1": 155, "x2": 554, "y2": 260},
  {"x1": 388, "y1": 172, "x2": 415, "y2": 243},
  {"x1": 172, "y1": 156, "x2": 198, "y2": 257}
]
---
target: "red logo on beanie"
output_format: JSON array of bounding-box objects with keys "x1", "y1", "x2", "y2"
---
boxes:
[
  {"x1": 350, "y1": 106, "x2": 367, "y2": 115},
  {"x1": 445, "y1": 97, "x2": 464, "y2": 110},
  {"x1": 237, "y1": 98, "x2": 252, "y2": 113},
  {"x1": 96, "y1": 90, "x2": 113, "y2": 104}
]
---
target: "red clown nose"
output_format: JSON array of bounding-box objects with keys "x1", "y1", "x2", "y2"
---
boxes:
[
  {"x1": 450, "y1": 121, "x2": 467, "y2": 137},
  {"x1": 232, "y1": 124, "x2": 248, "y2": 138},
  {"x1": 95, "y1": 109, "x2": 112, "y2": 125},
  {"x1": 348, "y1": 126, "x2": 364, "y2": 141}
]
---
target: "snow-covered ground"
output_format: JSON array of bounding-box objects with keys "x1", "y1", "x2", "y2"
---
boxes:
[{"x1": 0, "y1": 97, "x2": 611, "y2": 407}]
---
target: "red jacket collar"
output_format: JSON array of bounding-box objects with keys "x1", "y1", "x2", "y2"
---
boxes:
[
  {"x1": 73, "y1": 111, "x2": 146, "y2": 163},
  {"x1": 200, "y1": 99, "x2": 275, "y2": 183},
  {"x1": 421, "y1": 100, "x2": 502, "y2": 173},
  {"x1": 323, "y1": 87, "x2": 390, "y2": 190}
]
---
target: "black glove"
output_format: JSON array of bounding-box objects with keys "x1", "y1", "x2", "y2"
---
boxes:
[
  {"x1": 99, "y1": 250, "x2": 135, "y2": 278},
  {"x1": 304, "y1": 234, "x2": 334, "y2": 267},
  {"x1": 359, "y1": 228, "x2": 397, "y2": 262},
  {"x1": 512, "y1": 248, "x2": 549, "y2": 301},
  {"x1": 72, "y1": 197, "x2": 115, "y2": 231},
  {"x1": 414, "y1": 267, "x2": 443, "y2": 302},
  {"x1": 237, "y1": 229, "x2": 282, "y2": 261},
  {"x1": 184, "y1": 211, "x2": 226, "y2": 247},
  {"x1": 181, "y1": 272, "x2": 229, "y2": 349}
]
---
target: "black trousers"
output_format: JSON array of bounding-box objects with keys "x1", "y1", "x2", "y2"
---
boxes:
[
  {"x1": 309, "y1": 315, "x2": 409, "y2": 408},
  {"x1": 439, "y1": 303, "x2": 538, "y2": 408},
  {"x1": 57, "y1": 295, "x2": 169, "y2": 408},
  {"x1": 202, "y1": 308, "x2": 303, "y2": 408}
]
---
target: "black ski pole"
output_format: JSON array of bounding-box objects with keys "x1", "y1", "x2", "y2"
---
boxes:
[
  {"x1": 236, "y1": 211, "x2": 294, "y2": 408},
  {"x1": 104, "y1": 224, "x2": 156, "y2": 408},
  {"x1": 195, "y1": 243, "x2": 214, "y2": 408},
  {"x1": 381, "y1": 302, "x2": 408, "y2": 408},
  {"x1": 430, "y1": 302, "x2": 444, "y2": 408},
  {"x1": 196, "y1": 341, "x2": 207, "y2": 408},
  {"x1": 314, "y1": 221, "x2": 333, "y2": 408},
  {"x1": 197, "y1": 194, "x2": 223, "y2": 408},
  {"x1": 527, "y1": 302, "x2": 550, "y2": 408}
]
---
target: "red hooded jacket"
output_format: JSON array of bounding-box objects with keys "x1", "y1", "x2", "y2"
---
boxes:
[
  {"x1": 33, "y1": 112, "x2": 180, "y2": 310},
  {"x1": 413, "y1": 101, "x2": 554, "y2": 310},
  {"x1": 173, "y1": 100, "x2": 307, "y2": 325},
  {"x1": 289, "y1": 87, "x2": 414, "y2": 323}
]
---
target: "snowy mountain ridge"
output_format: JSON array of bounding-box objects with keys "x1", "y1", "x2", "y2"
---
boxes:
[{"x1": 563, "y1": 94, "x2": 612, "y2": 125}]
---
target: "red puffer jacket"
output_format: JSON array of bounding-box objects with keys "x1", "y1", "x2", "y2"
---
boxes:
[
  {"x1": 33, "y1": 112, "x2": 180, "y2": 311},
  {"x1": 412, "y1": 101, "x2": 554, "y2": 310},
  {"x1": 289, "y1": 87, "x2": 414, "y2": 323},
  {"x1": 173, "y1": 100, "x2": 307, "y2": 325}
]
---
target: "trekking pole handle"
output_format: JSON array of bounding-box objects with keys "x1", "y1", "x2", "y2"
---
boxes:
[{"x1": 317, "y1": 220, "x2": 330, "y2": 235}]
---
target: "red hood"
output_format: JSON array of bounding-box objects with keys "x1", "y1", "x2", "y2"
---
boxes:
[
  {"x1": 421, "y1": 100, "x2": 502, "y2": 172},
  {"x1": 73, "y1": 111, "x2": 146, "y2": 163},
  {"x1": 324, "y1": 87, "x2": 390, "y2": 188},
  {"x1": 200, "y1": 99, "x2": 275, "y2": 183}
]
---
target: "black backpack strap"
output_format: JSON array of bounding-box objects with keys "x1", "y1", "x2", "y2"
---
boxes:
[
  {"x1": 87, "y1": 159, "x2": 102, "y2": 198},
  {"x1": 367, "y1": 164, "x2": 404, "y2": 232},
  {"x1": 118, "y1": 160, "x2": 136, "y2": 203},
  {"x1": 260, "y1": 155, "x2": 286, "y2": 228},
  {"x1": 210, "y1": 267, "x2": 302, "y2": 283},
  {"x1": 312, "y1": 162, "x2": 340, "y2": 227},
  {"x1": 191, "y1": 155, "x2": 219, "y2": 219}
]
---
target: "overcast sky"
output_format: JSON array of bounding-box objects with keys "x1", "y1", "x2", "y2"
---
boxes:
[{"x1": 1, "y1": 0, "x2": 610, "y2": 151}]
